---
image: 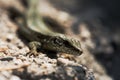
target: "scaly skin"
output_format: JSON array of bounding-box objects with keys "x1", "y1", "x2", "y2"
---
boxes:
[{"x1": 18, "y1": 0, "x2": 83, "y2": 56}]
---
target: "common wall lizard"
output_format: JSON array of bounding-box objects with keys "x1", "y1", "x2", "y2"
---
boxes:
[{"x1": 17, "y1": 0, "x2": 83, "y2": 56}]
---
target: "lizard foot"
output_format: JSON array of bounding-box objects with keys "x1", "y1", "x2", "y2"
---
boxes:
[
  {"x1": 26, "y1": 41, "x2": 41, "y2": 57},
  {"x1": 26, "y1": 50, "x2": 39, "y2": 57},
  {"x1": 58, "y1": 53, "x2": 77, "y2": 62}
]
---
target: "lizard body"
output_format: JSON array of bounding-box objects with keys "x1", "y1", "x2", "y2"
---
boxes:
[{"x1": 18, "y1": 0, "x2": 83, "y2": 56}]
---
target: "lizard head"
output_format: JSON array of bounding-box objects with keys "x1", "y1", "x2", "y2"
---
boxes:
[{"x1": 45, "y1": 36, "x2": 83, "y2": 56}]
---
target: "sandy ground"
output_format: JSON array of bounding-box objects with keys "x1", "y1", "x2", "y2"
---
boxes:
[{"x1": 0, "y1": 0, "x2": 120, "y2": 80}]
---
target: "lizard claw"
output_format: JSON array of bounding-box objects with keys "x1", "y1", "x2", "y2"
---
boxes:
[
  {"x1": 27, "y1": 41, "x2": 41, "y2": 57},
  {"x1": 59, "y1": 53, "x2": 77, "y2": 62},
  {"x1": 26, "y1": 50, "x2": 39, "y2": 57}
]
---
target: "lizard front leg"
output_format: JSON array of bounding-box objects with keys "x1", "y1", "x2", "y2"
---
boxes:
[{"x1": 27, "y1": 41, "x2": 41, "y2": 56}]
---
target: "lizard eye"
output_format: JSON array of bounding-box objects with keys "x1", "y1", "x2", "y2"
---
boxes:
[{"x1": 53, "y1": 37, "x2": 63, "y2": 46}]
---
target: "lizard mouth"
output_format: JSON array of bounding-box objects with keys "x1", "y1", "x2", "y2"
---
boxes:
[
  {"x1": 62, "y1": 49, "x2": 83, "y2": 56},
  {"x1": 70, "y1": 50, "x2": 83, "y2": 56}
]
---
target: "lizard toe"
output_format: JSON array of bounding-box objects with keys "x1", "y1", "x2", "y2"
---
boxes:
[{"x1": 26, "y1": 50, "x2": 39, "y2": 57}]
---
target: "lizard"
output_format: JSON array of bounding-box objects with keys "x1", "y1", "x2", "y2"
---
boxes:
[{"x1": 17, "y1": 0, "x2": 83, "y2": 56}]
